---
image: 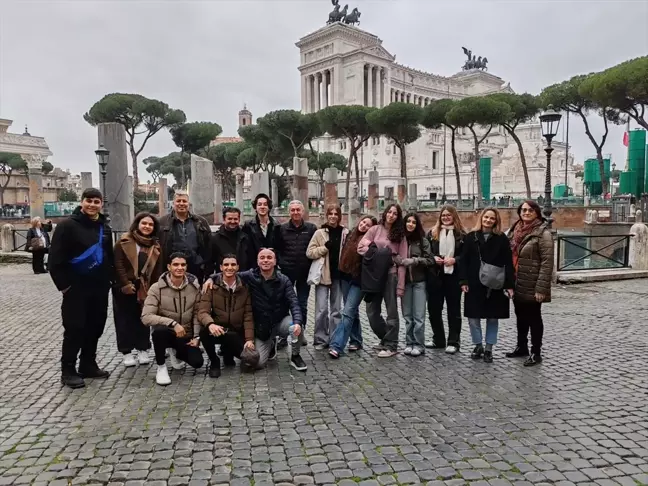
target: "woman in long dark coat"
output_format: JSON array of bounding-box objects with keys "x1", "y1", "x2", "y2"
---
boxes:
[
  {"x1": 459, "y1": 207, "x2": 515, "y2": 363},
  {"x1": 26, "y1": 217, "x2": 52, "y2": 274}
]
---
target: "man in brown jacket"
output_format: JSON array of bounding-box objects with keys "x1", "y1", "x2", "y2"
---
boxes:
[
  {"x1": 197, "y1": 254, "x2": 254, "y2": 378},
  {"x1": 141, "y1": 252, "x2": 204, "y2": 386}
]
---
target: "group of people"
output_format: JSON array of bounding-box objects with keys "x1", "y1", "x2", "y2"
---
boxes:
[{"x1": 47, "y1": 186, "x2": 554, "y2": 390}]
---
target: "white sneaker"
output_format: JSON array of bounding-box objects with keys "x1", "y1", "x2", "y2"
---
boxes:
[
  {"x1": 137, "y1": 350, "x2": 151, "y2": 365},
  {"x1": 410, "y1": 348, "x2": 422, "y2": 357},
  {"x1": 445, "y1": 345, "x2": 458, "y2": 355},
  {"x1": 156, "y1": 365, "x2": 171, "y2": 386},
  {"x1": 168, "y1": 349, "x2": 185, "y2": 370},
  {"x1": 123, "y1": 352, "x2": 137, "y2": 368},
  {"x1": 403, "y1": 346, "x2": 413, "y2": 355}
]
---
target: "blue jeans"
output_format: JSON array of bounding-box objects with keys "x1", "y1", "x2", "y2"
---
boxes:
[
  {"x1": 294, "y1": 279, "x2": 311, "y2": 329},
  {"x1": 329, "y1": 280, "x2": 363, "y2": 353},
  {"x1": 402, "y1": 281, "x2": 426, "y2": 349},
  {"x1": 468, "y1": 318, "x2": 499, "y2": 345}
]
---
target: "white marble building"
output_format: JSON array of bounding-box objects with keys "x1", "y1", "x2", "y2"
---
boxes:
[{"x1": 296, "y1": 23, "x2": 578, "y2": 200}]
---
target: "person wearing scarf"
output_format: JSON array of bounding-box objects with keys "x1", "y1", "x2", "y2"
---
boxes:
[
  {"x1": 113, "y1": 212, "x2": 164, "y2": 368},
  {"x1": 506, "y1": 201, "x2": 554, "y2": 367}
]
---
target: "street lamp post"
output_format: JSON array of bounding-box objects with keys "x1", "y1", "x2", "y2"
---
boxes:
[
  {"x1": 539, "y1": 106, "x2": 562, "y2": 229},
  {"x1": 95, "y1": 143, "x2": 110, "y2": 223}
]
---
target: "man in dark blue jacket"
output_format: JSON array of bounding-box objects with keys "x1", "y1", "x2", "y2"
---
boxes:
[
  {"x1": 204, "y1": 248, "x2": 307, "y2": 371},
  {"x1": 48, "y1": 188, "x2": 114, "y2": 389}
]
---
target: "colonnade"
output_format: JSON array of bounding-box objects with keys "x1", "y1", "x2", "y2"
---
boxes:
[
  {"x1": 305, "y1": 69, "x2": 334, "y2": 113},
  {"x1": 390, "y1": 90, "x2": 434, "y2": 107}
]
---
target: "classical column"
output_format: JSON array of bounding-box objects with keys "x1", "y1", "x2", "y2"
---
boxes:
[
  {"x1": 80, "y1": 172, "x2": 93, "y2": 191},
  {"x1": 292, "y1": 157, "x2": 309, "y2": 218},
  {"x1": 384, "y1": 186, "x2": 395, "y2": 206},
  {"x1": 308, "y1": 75, "x2": 315, "y2": 113},
  {"x1": 214, "y1": 176, "x2": 223, "y2": 224},
  {"x1": 158, "y1": 178, "x2": 168, "y2": 217},
  {"x1": 396, "y1": 178, "x2": 407, "y2": 206},
  {"x1": 316, "y1": 73, "x2": 322, "y2": 111},
  {"x1": 408, "y1": 183, "x2": 418, "y2": 210},
  {"x1": 190, "y1": 154, "x2": 215, "y2": 216},
  {"x1": 26, "y1": 156, "x2": 44, "y2": 219},
  {"x1": 367, "y1": 65, "x2": 373, "y2": 107},
  {"x1": 235, "y1": 171, "x2": 244, "y2": 210},
  {"x1": 324, "y1": 167, "x2": 339, "y2": 208},
  {"x1": 98, "y1": 122, "x2": 131, "y2": 231},
  {"x1": 329, "y1": 68, "x2": 335, "y2": 107},
  {"x1": 271, "y1": 178, "x2": 279, "y2": 215},
  {"x1": 302, "y1": 75, "x2": 308, "y2": 113},
  {"x1": 368, "y1": 170, "x2": 379, "y2": 216},
  {"x1": 323, "y1": 70, "x2": 329, "y2": 108},
  {"x1": 379, "y1": 69, "x2": 385, "y2": 107}
]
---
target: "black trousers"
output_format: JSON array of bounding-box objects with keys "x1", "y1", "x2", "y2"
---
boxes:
[
  {"x1": 513, "y1": 299, "x2": 544, "y2": 354},
  {"x1": 427, "y1": 272, "x2": 462, "y2": 348},
  {"x1": 32, "y1": 249, "x2": 47, "y2": 274},
  {"x1": 113, "y1": 291, "x2": 151, "y2": 354},
  {"x1": 199, "y1": 328, "x2": 244, "y2": 365},
  {"x1": 151, "y1": 327, "x2": 204, "y2": 368},
  {"x1": 61, "y1": 285, "x2": 109, "y2": 368}
]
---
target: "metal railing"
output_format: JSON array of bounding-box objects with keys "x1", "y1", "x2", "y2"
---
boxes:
[
  {"x1": 556, "y1": 234, "x2": 632, "y2": 272},
  {"x1": 11, "y1": 229, "x2": 29, "y2": 251}
]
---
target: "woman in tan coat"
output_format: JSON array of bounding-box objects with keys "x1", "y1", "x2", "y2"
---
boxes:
[
  {"x1": 306, "y1": 205, "x2": 349, "y2": 350},
  {"x1": 113, "y1": 212, "x2": 163, "y2": 368},
  {"x1": 507, "y1": 200, "x2": 554, "y2": 366}
]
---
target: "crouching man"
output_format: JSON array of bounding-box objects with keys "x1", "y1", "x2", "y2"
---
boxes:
[
  {"x1": 196, "y1": 254, "x2": 255, "y2": 378},
  {"x1": 204, "y1": 248, "x2": 307, "y2": 371},
  {"x1": 141, "y1": 252, "x2": 204, "y2": 385}
]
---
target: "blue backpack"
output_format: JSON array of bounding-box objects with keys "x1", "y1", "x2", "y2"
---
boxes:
[{"x1": 69, "y1": 225, "x2": 104, "y2": 275}]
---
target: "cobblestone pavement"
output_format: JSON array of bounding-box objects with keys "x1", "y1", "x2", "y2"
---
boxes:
[{"x1": 1, "y1": 264, "x2": 647, "y2": 486}]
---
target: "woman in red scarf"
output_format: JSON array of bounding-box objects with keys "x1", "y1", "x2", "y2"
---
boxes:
[{"x1": 506, "y1": 200, "x2": 554, "y2": 366}]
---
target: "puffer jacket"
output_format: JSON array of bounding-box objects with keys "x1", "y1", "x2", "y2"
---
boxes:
[
  {"x1": 306, "y1": 226, "x2": 349, "y2": 285},
  {"x1": 404, "y1": 238, "x2": 433, "y2": 284},
  {"x1": 508, "y1": 221, "x2": 554, "y2": 302},
  {"x1": 141, "y1": 272, "x2": 202, "y2": 337},
  {"x1": 274, "y1": 219, "x2": 317, "y2": 283},
  {"x1": 196, "y1": 273, "x2": 254, "y2": 342},
  {"x1": 237, "y1": 268, "x2": 303, "y2": 341}
]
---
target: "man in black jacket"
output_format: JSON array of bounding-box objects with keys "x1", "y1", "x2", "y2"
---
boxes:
[
  {"x1": 158, "y1": 190, "x2": 212, "y2": 283},
  {"x1": 204, "y1": 248, "x2": 307, "y2": 371},
  {"x1": 242, "y1": 193, "x2": 276, "y2": 267},
  {"x1": 212, "y1": 207, "x2": 252, "y2": 271},
  {"x1": 274, "y1": 200, "x2": 316, "y2": 344},
  {"x1": 48, "y1": 188, "x2": 114, "y2": 389}
]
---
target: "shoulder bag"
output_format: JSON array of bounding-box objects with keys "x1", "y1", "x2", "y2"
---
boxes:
[
  {"x1": 69, "y1": 225, "x2": 104, "y2": 275},
  {"x1": 475, "y1": 233, "x2": 505, "y2": 290}
]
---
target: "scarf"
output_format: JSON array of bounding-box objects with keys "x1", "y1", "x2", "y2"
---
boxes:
[
  {"x1": 438, "y1": 225, "x2": 455, "y2": 274},
  {"x1": 511, "y1": 219, "x2": 541, "y2": 271},
  {"x1": 129, "y1": 231, "x2": 160, "y2": 303}
]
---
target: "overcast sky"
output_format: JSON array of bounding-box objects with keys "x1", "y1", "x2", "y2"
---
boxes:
[{"x1": 1, "y1": 0, "x2": 647, "y2": 184}]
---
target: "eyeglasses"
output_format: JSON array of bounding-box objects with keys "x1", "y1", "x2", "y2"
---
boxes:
[{"x1": 521, "y1": 208, "x2": 535, "y2": 214}]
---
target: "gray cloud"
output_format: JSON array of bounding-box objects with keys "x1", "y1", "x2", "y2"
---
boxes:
[{"x1": 1, "y1": 0, "x2": 646, "y2": 184}]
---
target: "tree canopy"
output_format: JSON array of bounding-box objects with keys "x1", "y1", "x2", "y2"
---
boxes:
[
  {"x1": 58, "y1": 188, "x2": 78, "y2": 202},
  {"x1": 143, "y1": 152, "x2": 190, "y2": 188},
  {"x1": 579, "y1": 56, "x2": 648, "y2": 131},
  {"x1": 258, "y1": 110, "x2": 321, "y2": 158},
  {"x1": 238, "y1": 124, "x2": 292, "y2": 174},
  {"x1": 41, "y1": 161, "x2": 54, "y2": 174},
  {"x1": 307, "y1": 151, "x2": 347, "y2": 199},
  {"x1": 0, "y1": 152, "x2": 27, "y2": 206},
  {"x1": 83, "y1": 93, "x2": 186, "y2": 186},
  {"x1": 170, "y1": 121, "x2": 222, "y2": 188}
]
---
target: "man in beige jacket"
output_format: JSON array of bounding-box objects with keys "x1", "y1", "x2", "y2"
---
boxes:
[{"x1": 141, "y1": 252, "x2": 204, "y2": 385}]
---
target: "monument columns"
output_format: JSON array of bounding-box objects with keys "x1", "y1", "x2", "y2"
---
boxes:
[
  {"x1": 316, "y1": 73, "x2": 322, "y2": 111},
  {"x1": 189, "y1": 154, "x2": 215, "y2": 216},
  {"x1": 323, "y1": 70, "x2": 329, "y2": 108},
  {"x1": 80, "y1": 172, "x2": 93, "y2": 191},
  {"x1": 302, "y1": 75, "x2": 308, "y2": 113},
  {"x1": 324, "y1": 167, "x2": 339, "y2": 208},
  {"x1": 158, "y1": 178, "x2": 168, "y2": 217},
  {"x1": 307, "y1": 75, "x2": 314, "y2": 113},
  {"x1": 26, "y1": 156, "x2": 44, "y2": 219},
  {"x1": 368, "y1": 170, "x2": 379, "y2": 216},
  {"x1": 214, "y1": 176, "x2": 223, "y2": 224},
  {"x1": 367, "y1": 65, "x2": 374, "y2": 107},
  {"x1": 292, "y1": 157, "x2": 309, "y2": 218},
  {"x1": 98, "y1": 122, "x2": 132, "y2": 231}
]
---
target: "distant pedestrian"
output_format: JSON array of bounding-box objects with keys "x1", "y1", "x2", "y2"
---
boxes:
[
  {"x1": 26, "y1": 216, "x2": 51, "y2": 274},
  {"x1": 274, "y1": 200, "x2": 316, "y2": 345},
  {"x1": 242, "y1": 193, "x2": 278, "y2": 266},
  {"x1": 306, "y1": 205, "x2": 348, "y2": 350},
  {"x1": 425, "y1": 205, "x2": 466, "y2": 354},
  {"x1": 113, "y1": 212, "x2": 163, "y2": 368},
  {"x1": 506, "y1": 200, "x2": 554, "y2": 366},
  {"x1": 398, "y1": 212, "x2": 432, "y2": 357},
  {"x1": 328, "y1": 215, "x2": 376, "y2": 358},
  {"x1": 459, "y1": 207, "x2": 515, "y2": 363},
  {"x1": 158, "y1": 190, "x2": 212, "y2": 284},
  {"x1": 357, "y1": 203, "x2": 407, "y2": 358},
  {"x1": 48, "y1": 188, "x2": 114, "y2": 389}
]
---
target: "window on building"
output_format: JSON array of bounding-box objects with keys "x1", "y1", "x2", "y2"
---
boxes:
[
  {"x1": 432, "y1": 151, "x2": 439, "y2": 170},
  {"x1": 372, "y1": 136, "x2": 380, "y2": 146},
  {"x1": 364, "y1": 140, "x2": 369, "y2": 147}
]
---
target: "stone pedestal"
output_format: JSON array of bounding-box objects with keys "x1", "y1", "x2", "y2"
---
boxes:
[
  {"x1": 629, "y1": 223, "x2": 648, "y2": 270},
  {"x1": 384, "y1": 186, "x2": 395, "y2": 207},
  {"x1": 28, "y1": 169, "x2": 44, "y2": 219},
  {"x1": 396, "y1": 178, "x2": 407, "y2": 207},
  {"x1": 190, "y1": 154, "x2": 215, "y2": 216},
  {"x1": 158, "y1": 178, "x2": 168, "y2": 217},
  {"x1": 367, "y1": 171, "x2": 379, "y2": 216},
  {"x1": 236, "y1": 173, "x2": 244, "y2": 210},
  {"x1": 292, "y1": 157, "x2": 309, "y2": 217},
  {"x1": 271, "y1": 178, "x2": 279, "y2": 215},
  {"x1": 324, "y1": 168, "x2": 339, "y2": 208},
  {"x1": 98, "y1": 123, "x2": 132, "y2": 231},
  {"x1": 408, "y1": 183, "x2": 418, "y2": 210},
  {"x1": 251, "y1": 172, "x2": 270, "y2": 198},
  {"x1": 1, "y1": 224, "x2": 14, "y2": 252},
  {"x1": 214, "y1": 178, "x2": 223, "y2": 224},
  {"x1": 80, "y1": 172, "x2": 93, "y2": 191},
  {"x1": 348, "y1": 185, "x2": 361, "y2": 228}
]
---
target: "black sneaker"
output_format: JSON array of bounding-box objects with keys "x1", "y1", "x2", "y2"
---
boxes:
[
  {"x1": 61, "y1": 368, "x2": 85, "y2": 389},
  {"x1": 483, "y1": 350, "x2": 493, "y2": 363},
  {"x1": 471, "y1": 345, "x2": 484, "y2": 359},
  {"x1": 505, "y1": 347, "x2": 530, "y2": 358},
  {"x1": 269, "y1": 338, "x2": 278, "y2": 361},
  {"x1": 524, "y1": 353, "x2": 542, "y2": 367},
  {"x1": 78, "y1": 364, "x2": 110, "y2": 379},
  {"x1": 276, "y1": 336, "x2": 288, "y2": 350},
  {"x1": 290, "y1": 355, "x2": 307, "y2": 372},
  {"x1": 223, "y1": 355, "x2": 236, "y2": 367},
  {"x1": 208, "y1": 364, "x2": 221, "y2": 378}
]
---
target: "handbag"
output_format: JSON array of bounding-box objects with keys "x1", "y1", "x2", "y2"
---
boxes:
[
  {"x1": 475, "y1": 234, "x2": 505, "y2": 290},
  {"x1": 30, "y1": 237, "x2": 44, "y2": 251},
  {"x1": 307, "y1": 257, "x2": 325, "y2": 285},
  {"x1": 69, "y1": 225, "x2": 104, "y2": 275}
]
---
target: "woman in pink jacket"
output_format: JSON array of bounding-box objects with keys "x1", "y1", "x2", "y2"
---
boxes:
[{"x1": 358, "y1": 203, "x2": 407, "y2": 357}]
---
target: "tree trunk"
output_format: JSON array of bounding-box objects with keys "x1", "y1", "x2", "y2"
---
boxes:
[
  {"x1": 129, "y1": 144, "x2": 140, "y2": 188},
  {"x1": 0, "y1": 188, "x2": 4, "y2": 207},
  {"x1": 353, "y1": 152, "x2": 360, "y2": 189},
  {"x1": 450, "y1": 130, "x2": 462, "y2": 203},
  {"x1": 345, "y1": 149, "x2": 353, "y2": 212},
  {"x1": 508, "y1": 129, "x2": 531, "y2": 198},
  {"x1": 579, "y1": 110, "x2": 609, "y2": 195},
  {"x1": 596, "y1": 149, "x2": 608, "y2": 196},
  {"x1": 399, "y1": 143, "x2": 408, "y2": 188},
  {"x1": 470, "y1": 128, "x2": 483, "y2": 204}
]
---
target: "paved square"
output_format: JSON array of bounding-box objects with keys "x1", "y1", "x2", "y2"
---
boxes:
[{"x1": 1, "y1": 264, "x2": 647, "y2": 486}]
